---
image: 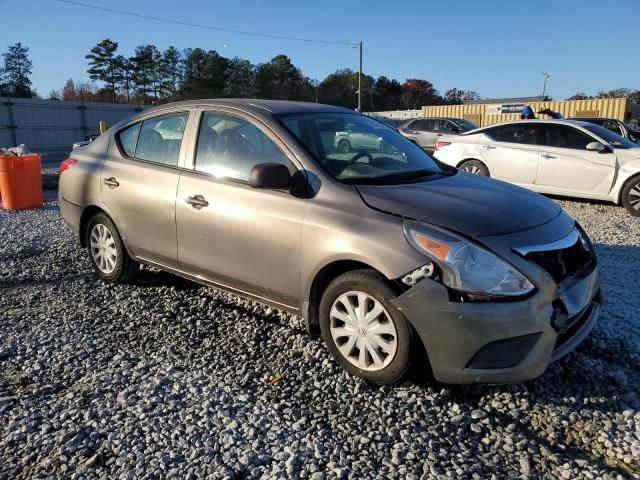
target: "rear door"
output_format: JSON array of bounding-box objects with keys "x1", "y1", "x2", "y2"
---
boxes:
[
  {"x1": 476, "y1": 123, "x2": 540, "y2": 187},
  {"x1": 536, "y1": 123, "x2": 617, "y2": 196},
  {"x1": 100, "y1": 110, "x2": 192, "y2": 267},
  {"x1": 412, "y1": 119, "x2": 438, "y2": 149},
  {"x1": 175, "y1": 108, "x2": 307, "y2": 308}
]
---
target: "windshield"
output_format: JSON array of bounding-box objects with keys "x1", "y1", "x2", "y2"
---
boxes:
[
  {"x1": 277, "y1": 112, "x2": 448, "y2": 184},
  {"x1": 452, "y1": 119, "x2": 477, "y2": 131},
  {"x1": 583, "y1": 124, "x2": 638, "y2": 149}
]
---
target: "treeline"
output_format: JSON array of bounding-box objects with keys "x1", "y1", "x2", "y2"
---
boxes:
[
  {"x1": 568, "y1": 88, "x2": 640, "y2": 104},
  {"x1": 49, "y1": 38, "x2": 481, "y2": 110}
]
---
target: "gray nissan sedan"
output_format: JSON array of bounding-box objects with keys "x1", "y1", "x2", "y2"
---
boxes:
[{"x1": 58, "y1": 99, "x2": 601, "y2": 385}]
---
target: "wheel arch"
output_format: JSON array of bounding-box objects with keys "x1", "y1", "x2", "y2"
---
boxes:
[
  {"x1": 618, "y1": 172, "x2": 640, "y2": 204},
  {"x1": 79, "y1": 205, "x2": 135, "y2": 259},
  {"x1": 303, "y1": 260, "x2": 399, "y2": 335},
  {"x1": 79, "y1": 205, "x2": 106, "y2": 247}
]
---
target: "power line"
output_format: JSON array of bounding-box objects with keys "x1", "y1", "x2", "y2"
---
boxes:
[{"x1": 54, "y1": 0, "x2": 355, "y2": 46}]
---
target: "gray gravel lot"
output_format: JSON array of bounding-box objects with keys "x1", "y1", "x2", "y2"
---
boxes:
[{"x1": 1, "y1": 170, "x2": 639, "y2": 479}]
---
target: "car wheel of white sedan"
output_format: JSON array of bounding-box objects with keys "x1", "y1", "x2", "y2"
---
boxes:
[
  {"x1": 621, "y1": 176, "x2": 640, "y2": 217},
  {"x1": 459, "y1": 159, "x2": 490, "y2": 177}
]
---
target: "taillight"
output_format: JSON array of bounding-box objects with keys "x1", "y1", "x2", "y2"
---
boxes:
[
  {"x1": 434, "y1": 140, "x2": 451, "y2": 151},
  {"x1": 58, "y1": 158, "x2": 77, "y2": 176}
]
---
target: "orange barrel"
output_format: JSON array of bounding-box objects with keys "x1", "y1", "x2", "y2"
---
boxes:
[{"x1": 0, "y1": 154, "x2": 44, "y2": 210}]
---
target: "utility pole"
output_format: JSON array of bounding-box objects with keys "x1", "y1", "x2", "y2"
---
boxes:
[
  {"x1": 542, "y1": 72, "x2": 551, "y2": 98},
  {"x1": 353, "y1": 41, "x2": 363, "y2": 111}
]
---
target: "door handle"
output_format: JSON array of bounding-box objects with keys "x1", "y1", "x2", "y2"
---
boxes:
[
  {"x1": 484, "y1": 145, "x2": 496, "y2": 150},
  {"x1": 186, "y1": 194, "x2": 209, "y2": 210},
  {"x1": 541, "y1": 154, "x2": 556, "y2": 159},
  {"x1": 103, "y1": 177, "x2": 119, "y2": 188}
]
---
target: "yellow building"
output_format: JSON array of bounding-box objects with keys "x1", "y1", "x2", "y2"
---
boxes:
[{"x1": 421, "y1": 96, "x2": 633, "y2": 127}]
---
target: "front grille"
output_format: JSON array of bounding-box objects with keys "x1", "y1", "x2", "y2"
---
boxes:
[{"x1": 525, "y1": 239, "x2": 593, "y2": 284}]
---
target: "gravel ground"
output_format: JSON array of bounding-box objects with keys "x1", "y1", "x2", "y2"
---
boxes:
[{"x1": 1, "y1": 172, "x2": 639, "y2": 479}]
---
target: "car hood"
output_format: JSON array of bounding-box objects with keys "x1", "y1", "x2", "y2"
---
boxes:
[
  {"x1": 617, "y1": 147, "x2": 640, "y2": 160},
  {"x1": 356, "y1": 172, "x2": 562, "y2": 237}
]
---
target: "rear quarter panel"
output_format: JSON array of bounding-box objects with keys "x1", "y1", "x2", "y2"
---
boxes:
[
  {"x1": 433, "y1": 134, "x2": 482, "y2": 167},
  {"x1": 58, "y1": 134, "x2": 108, "y2": 208}
]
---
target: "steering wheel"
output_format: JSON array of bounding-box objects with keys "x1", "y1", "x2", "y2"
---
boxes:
[{"x1": 347, "y1": 151, "x2": 374, "y2": 166}]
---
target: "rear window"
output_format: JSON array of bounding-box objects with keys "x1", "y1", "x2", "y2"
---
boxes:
[
  {"x1": 118, "y1": 123, "x2": 140, "y2": 157},
  {"x1": 117, "y1": 112, "x2": 189, "y2": 165}
]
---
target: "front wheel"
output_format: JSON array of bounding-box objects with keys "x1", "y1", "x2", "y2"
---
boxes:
[
  {"x1": 621, "y1": 175, "x2": 640, "y2": 216},
  {"x1": 319, "y1": 270, "x2": 413, "y2": 385},
  {"x1": 86, "y1": 212, "x2": 139, "y2": 282},
  {"x1": 459, "y1": 159, "x2": 490, "y2": 177}
]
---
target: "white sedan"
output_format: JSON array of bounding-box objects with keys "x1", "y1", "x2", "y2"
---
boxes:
[{"x1": 433, "y1": 119, "x2": 640, "y2": 216}]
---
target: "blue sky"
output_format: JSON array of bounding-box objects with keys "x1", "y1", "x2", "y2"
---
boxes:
[{"x1": 3, "y1": 0, "x2": 639, "y2": 101}]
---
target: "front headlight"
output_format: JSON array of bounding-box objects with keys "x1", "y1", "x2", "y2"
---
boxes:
[{"x1": 403, "y1": 221, "x2": 534, "y2": 297}]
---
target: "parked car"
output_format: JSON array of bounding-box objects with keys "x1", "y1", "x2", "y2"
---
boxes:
[
  {"x1": 567, "y1": 117, "x2": 640, "y2": 144},
  {"x1": 333, "y1": 122, "x2": 391, "y2": 153},
  {"x1": 434, "y1": 119, "x2": 640, "y2": 216},
  {"x1": 399, "y1": 117, "x2": 477, "y2": 151},
  {"x1": 59, "y1": 100, "x2": 600, "y2": 385}
]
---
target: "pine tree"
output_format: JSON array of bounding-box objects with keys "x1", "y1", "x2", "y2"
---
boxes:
[
  {"x1": 2, "y1": 42, "x2": 34, "y2": 98},
  {"x1": 160, "y1": 47, "x2": 182, "y2": 100},
  {"x1": 85, "y1": 39, "x2": 122, "y2": 103},
  {"x1": 116, "y1": 55, "x2": 134, "y2": 103},
  {"x1": 130, "y1": 45, "x2": 155, "y2": 103}
]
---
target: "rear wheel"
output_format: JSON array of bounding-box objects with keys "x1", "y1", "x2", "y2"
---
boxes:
[
  {"x1": 337, "y1": 139, "x2": 351, "y2": 153},
  {"x1": 319, "y1": 270, "x2": 413, "y2": 385},
  {"x1": 459, "y1": 159, "x2": 490, "y2": 177},
  {"x1": 621, "y1": 175, "x2": 640, "y2": 216},
  {"x1": 86, "y1": 212, "x2": 139, "y2": 282}
]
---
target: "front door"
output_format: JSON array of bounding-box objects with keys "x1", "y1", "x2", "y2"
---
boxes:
[
  {"x1": 175, "y1": 109, "x2": 307, "y2": 308},
  {"x1": 536, "y1": 124, "x2": 617, "y2": 196},
  {"x1": 100, "y1": 110, "x2": 191, "y2": 267}
]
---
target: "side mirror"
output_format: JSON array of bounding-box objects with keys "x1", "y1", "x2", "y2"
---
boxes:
[
  {"x1": 586, "y1": 141, "x2": 606, "y2": 152},
  {"x1": 249, "y1": 162, "x2": 291, "y2": 189}
]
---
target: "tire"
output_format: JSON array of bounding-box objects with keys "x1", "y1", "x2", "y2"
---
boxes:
[
  {"x1": 459, "y1": 159, "x2": 490, "y2": 177},
  {"x1": 621, "y1": 175, "x2": 640, "y2": 216},
  {"x1": 319, "y1": 270, "x2": 413, "y2": 385},
  {"x1": 337, "y1": 139, "x2": 351, "y2": 153},
  {"x1": 86, "y1": 212, "x2": 139, "y2": 282}
]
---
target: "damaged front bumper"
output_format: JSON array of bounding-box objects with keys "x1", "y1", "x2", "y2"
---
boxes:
[{"x1": 392, "y1": 265, "x2": 600, "y2": 384}]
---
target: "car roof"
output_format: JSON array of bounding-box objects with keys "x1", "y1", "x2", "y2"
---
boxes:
[
  {"x1": 567, "y1": 117, "x2": 615, "y2": 121},
  {"x1": 473, "y1": 119, "x2": 595, "y2": 130},
  {"x1": 138, "y1": 98, "x2": 355, "y2": 116}
]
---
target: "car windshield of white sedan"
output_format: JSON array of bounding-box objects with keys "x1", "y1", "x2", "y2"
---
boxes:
[
  {"x1": 277, "y1": 113, "x2": 447, "y2": 184},
  {"x1": 583, "y1": 125, "x2": 638, "y2": 149}
]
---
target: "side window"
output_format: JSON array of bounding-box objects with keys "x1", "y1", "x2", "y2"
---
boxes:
[
  {"x1": 437, "y1": 120, "x2": 458, "y2": 132},
  {"x1": 134, "y1": 112, "x2": 189, "y2": 166},
  {"x1": 118, "y1": 123, "x2": 141, "y2": 157},
  {"x1": 544, "y1": 125, "x2": 594, "y2": 150},
  {"x1": 195, "y1": 111, "x2": 290, "y2": 181},
  {"x1": 488, "y1": 124, "x2": 539, "y2": 145},
  {"x1": 416, "y1": 119, "x2": 435, "y2": 131}
]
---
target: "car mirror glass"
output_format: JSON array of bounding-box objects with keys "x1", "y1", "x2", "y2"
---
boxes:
[{"x1": 249, "y1": 162, "x2": 292, "y2": 189}]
